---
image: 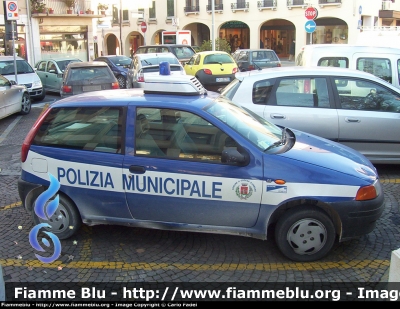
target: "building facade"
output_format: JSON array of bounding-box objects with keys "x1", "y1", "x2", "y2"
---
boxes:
[{"x1": 1, "y1": 0, "x2": 400, "y2": 68}]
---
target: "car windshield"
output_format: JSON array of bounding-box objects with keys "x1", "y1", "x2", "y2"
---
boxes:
[
  {"x1": 109, "y1": 56, "x2": 132, "y2": 68},
  {"x1": 0, "y1": 60, "x2": 34, "y2": 75},
  {"x1": 205, "y1": 96, "x2": 283, "y2": 151}
]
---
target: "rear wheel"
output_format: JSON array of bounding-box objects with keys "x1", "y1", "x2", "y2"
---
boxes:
[
  {"x1": 275, "y1": 206, "x2": 336, "y2": 262},
  {"x1": 126, "y1": 78, "x2": 133, "y2": 89},
  {"x1": 32, "y1": 195, "x2": 81, "y2": 240},
  {"x1": 117, "y1": 75, "x2": 126, "y2": 89},
  {"x1": 19, "y1": 93, "x2": 31, "y2": 115}
]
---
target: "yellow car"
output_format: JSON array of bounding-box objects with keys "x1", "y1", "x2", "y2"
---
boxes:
[{"x1": 184, "y1": 51, "x2": 238, "y2": 91}]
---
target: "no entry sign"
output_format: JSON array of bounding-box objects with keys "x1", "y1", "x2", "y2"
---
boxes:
[
  {"x1": 305, "y1": 7, "x2": 318, "y2": 20},
  {"x1": 140, "y1": 21, "x2": 147, "y2": 33}
]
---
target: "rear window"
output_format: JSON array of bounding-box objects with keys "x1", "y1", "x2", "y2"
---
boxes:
[
  {"x1": 356, "y1": 57, "x2": 392, "y2": 83},
  {"x1": 203, "y1": 54, "x2": 234, "y2": 64},
  {"x1": 68, "y1": 67, "x2": 114, "y2": 81},
  {"x1": 33, "y1": 107, "x2": 124, "y2": 154},
  {"x1": 172, "y1": 47, "x2": 195, "y2": 60},
  {"x1": 143, "y1": 66, "x2": 182, "y2": 73},
  {"x1": 140, "y1": 57, "x2": 180, "y2": 66}
]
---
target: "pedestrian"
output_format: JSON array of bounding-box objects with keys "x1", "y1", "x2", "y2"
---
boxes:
[
  {"x1": 289, "y1": 39, "x2": 296, "y2": 61},
  {"x1": 260, "y1": 40, "x2": 264, "y2": 49}
]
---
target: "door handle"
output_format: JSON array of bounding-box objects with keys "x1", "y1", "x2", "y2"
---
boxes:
[
  {"x1": 270, "y1": 113, "x2": 286, "y2": 119},
  {"x1": 345, "y1": 117, "x2": 360, "y2": 123},
  {"x1": 129, "y1": 165, "x2": 146, "y2": 174}
]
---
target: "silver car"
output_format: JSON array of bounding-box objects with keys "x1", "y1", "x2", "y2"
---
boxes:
[
  {"x1": 219, "y1": 66, "x2": 400, "y2": 164},
  {"x1": 0, "y1": 74, "x2": 31, "y2": 120},
  {"x1": 127, "y1": 52, "x2": 185, "y2": 89}
]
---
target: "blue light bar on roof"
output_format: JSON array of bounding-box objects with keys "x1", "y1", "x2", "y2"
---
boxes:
[{"x1": 159, "y1": 61, "x2": 171, "y2": 75}]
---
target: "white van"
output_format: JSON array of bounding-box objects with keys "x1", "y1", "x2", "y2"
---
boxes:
[{"x1": 295, "y1": 44, "x2": 400, "y2": 89}]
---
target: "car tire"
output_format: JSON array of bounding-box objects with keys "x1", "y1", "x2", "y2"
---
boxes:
[
  {"x1": 32, "y1": 194, "x2": 82, "y2": 240},
  {"x1": 117, "y1": 75, "x2": 126, "y2": 89},
  {"x1": 126, "y1": 78, "x2": 133, "y2": 89},
  {"x1": 274, "y1": 206, "x2": 336, "y2": 262},
  {"x1": 19, "y1": 93, "x2": 31, "y2": 115}
]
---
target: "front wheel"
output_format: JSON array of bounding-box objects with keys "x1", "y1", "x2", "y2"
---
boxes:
[
  {"x1": 32, "y1": 194, "x2": 82, "y2": 240},
  {"x1": 117, "y1": 75, "x2": 126, "y2": 89},
  {"x1": 19, "y1": 93, "x2": 31, "y2": 115},
  {"x1": 275, "y1": 206, "x2": 336, "y2": 262}
]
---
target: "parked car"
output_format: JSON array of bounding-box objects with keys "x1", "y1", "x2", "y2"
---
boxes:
[
  {"x1": 0, "y1": 56, "x2": 45, "y2": 101},
  {"x1": 35, "y1": 58, "x2": 82, "y2": 94},
  {"x1": 218, "y1": 66, "x2": 400, "y2": 164},
  {"x1": 184, "y1": 51, "x2": 238, "y2": 91},
  {"x1": 134, "y1": 44, "x2": 196, "y2": 66},
  {"x1": 295, "y1": 44, "x2": 400, "y2": 88},
  {"x1": 18, "y1": 74, "x2": 384, "y2": 263},
  {"x1": 93, "y1": 55, "x2": 132, "y2": 89},
  {"x1": 231, "y1": 48, "x2": 281, "y2": 71},
  {"x1": 0, "y1": 74, "x2": 31, "y2": 120},
  {"x1": 127, "y1": 52, "x2": 185, "y2": 88},
  {"x1": 60, "y1": 61, "x2": 119, "y2": 98}
]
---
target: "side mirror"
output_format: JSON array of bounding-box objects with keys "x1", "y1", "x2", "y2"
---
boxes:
[
  {"x1": 9, "y1": 80, "x2": 17, "y2": 85},
  {"x1": 221, "y1": 148, "x2": 247, "y2": 165}
]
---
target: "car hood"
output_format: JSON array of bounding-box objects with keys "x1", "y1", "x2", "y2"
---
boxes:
[
  {"x1": 3, "y1": 72, "x2": 41, "y2": 85},
  {"x1": 280, "y1": 129, "x2": 377, "y2": 179}
]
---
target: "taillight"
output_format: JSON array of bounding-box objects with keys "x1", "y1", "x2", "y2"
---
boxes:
[
  {"x1": 277, "y1": 63, "x2": 282, "y2": 67},
  {"x1": 21, "y1": 107, "x2": 52, "y2": 163},
  {"x1": 111, "y1": 82, "x2": 120, "y2": 89},
  {"x1": 137, "y1": 72, "x2": 145, "y2": 82},
  {"x1": 232, "y1": 67, "x2": 238, "y2": 74},
  {"x1": 62, "y1": 85, "x2": 72, "y2": 93},
  {"x1": 248, "y1": 65, "x2": 255, "y2": 70},
  {"x1": 203, "y1": 69, "x2": 212, "y2": 75}
]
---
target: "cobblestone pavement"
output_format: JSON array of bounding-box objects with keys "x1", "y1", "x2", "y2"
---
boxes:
[{"x1": 0, "y1": 104, "x2": 399, "y2": 286}]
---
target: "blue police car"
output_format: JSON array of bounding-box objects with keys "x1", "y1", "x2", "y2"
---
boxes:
[{"x1": 18, "y1": 67, "x2": 384, "y2": 262}]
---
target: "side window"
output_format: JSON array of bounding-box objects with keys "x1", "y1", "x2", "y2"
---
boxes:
[
  {"x1": 47, "y1": 61, "x2": 57, "y2": 73},
  {"x1": 357, "y1": 57, "x2": 392, "y2": 84},
  {"x1": 252, "y1": 79, "x2": 275, "y2": 104},
  {"x1": 272, "y1": 77, "x2": 330, "y2": 108},
  {"x1": 135, "y1": 107, "x2": 234, "y2": 163},
  {"x1": 38, "y1": 61, "x2": 47, "y2": 72},
  {"x1": 333, "y1": 78, "x2": 400, "y2": 112},
  {"x1": 194, "y1": 55, "x2": 201, "y2": 65},
  {"x1": 318, "y1": 57, "x2": 348, "y2": 68},
  {"x1": 33, "y1": 107, "x2": 123, "y2": 153}
]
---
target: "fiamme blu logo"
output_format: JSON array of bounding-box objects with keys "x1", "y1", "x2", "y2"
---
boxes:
[{"x1": 28, "y1": 173, "x2": 62, "y2": 263}]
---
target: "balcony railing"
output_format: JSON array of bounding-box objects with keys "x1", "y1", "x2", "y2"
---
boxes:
[
  {"x1": 318, "y1": 0, "x2": 342, "y2": 7},
  {"x1": 32, "y1": 0, "x2": 101, "y2": 16},
  {"x1": 184, "y1": 6, "x2": 200, "y2": 15},
  {"x1": 206, "y1": 3, "x2": 224, "y2": 13},
  {"x1": 231, "y1": 1, "x2": 249, "y2": 12},
  {"x1": 287, "y1": 0, "x2": 306, "y2": 9},
  {"x1": 258, "y1": 0, "x2": 277, "y2": 11}
]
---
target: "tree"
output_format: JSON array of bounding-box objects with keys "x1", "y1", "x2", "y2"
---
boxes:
[{"x1": 199, "y1": 38, "x2": 231, "y2": 54}]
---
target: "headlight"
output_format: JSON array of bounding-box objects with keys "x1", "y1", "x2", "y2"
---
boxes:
[{"x1": 33, "y1": 80, "x2": 43, "y2": 88}]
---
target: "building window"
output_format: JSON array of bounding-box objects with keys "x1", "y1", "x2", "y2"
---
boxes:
[
  {"x1": 123, "y1": 9, "x2": 129, "y2": 22},
  {"x1": 149, "y1": 1, "x2": 156, "y2": 18},
  {"x1": 167, "y1": 0, "x2": 174, "y2": 17}
]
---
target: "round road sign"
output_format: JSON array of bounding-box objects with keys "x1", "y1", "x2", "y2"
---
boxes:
[
  {"x1": 305, "y1": 7, "x2": 318, "y2": 20},
  {"x1": 140, "y1": 22, "x2": 147, "y2": 33}
]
